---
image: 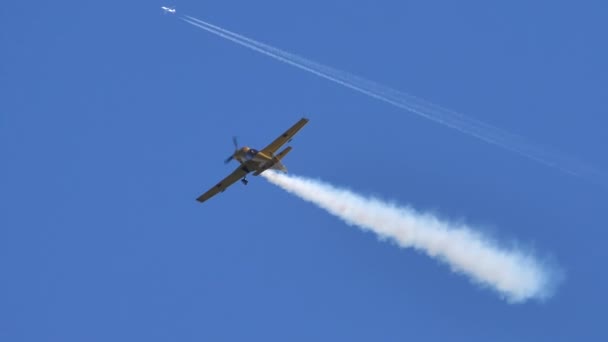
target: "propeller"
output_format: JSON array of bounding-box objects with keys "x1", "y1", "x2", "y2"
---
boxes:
[{"x1": 224, "y1": 136, "x2": 239, "y2": 164}]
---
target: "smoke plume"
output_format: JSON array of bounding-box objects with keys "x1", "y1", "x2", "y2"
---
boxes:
[{"x1": 262, "y1": 171, "x2": 559, "y2": 302}]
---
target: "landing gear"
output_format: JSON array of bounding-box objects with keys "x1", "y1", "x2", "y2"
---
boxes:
[{"x1": 241, "y1": 178, "x2": 249, "y2": 185}]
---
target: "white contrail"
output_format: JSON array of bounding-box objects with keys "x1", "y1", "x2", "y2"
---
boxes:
[
  {"x1": 182, "y1": 16, "x2": 524, "y2": 151},
  {"x1": 180, "y1": 18, "x2": 523, "y2": 156},
  {"x1": 180, "y1": 15, "x2": 604, "y2": 185},
  {"x1": 262, "y1": 171, "x2": 559, "y2": 302}
]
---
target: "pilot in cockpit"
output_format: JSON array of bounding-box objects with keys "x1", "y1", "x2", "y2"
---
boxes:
[{"x1": 245, "y1": 149, "x2": 258, "y2": 160}]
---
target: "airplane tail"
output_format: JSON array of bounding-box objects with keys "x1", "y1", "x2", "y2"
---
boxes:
[
  {"x1": 271, "y1": 146, "x2": 292, "y2": 173},
  {"x1": 272, "y1": 162, "x2": 288, "y2": 173},
  {"x1": 254, "y1": 147, "x2": 292, "y2": 175}
]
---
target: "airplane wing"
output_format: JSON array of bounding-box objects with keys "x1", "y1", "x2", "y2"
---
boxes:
[
  {"x1": 260, "y1": 118, "x2": 309, "y2": 155},
  {"x1": 196, "y1": 166, "x2": 249, "y2": 203}
]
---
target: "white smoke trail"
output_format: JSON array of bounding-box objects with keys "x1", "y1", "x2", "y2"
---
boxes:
[
  {"x1": 262, "y1": 171, "x2": 558, "y2": 302},
  {"x1": 180, "y1": 15, "x2": 604, "y2": 185}
]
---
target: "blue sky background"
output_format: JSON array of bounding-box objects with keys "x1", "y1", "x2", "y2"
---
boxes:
[{"x1": 1, "y1": 1, "x2": 607, "y2": 341}]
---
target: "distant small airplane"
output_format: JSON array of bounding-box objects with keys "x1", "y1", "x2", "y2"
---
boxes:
[
  {"x1": 196, "y1": 118, "x2": 309, "y2": 203},
  {"x1": 161, "y1": 6, "x2": 176, "y2": 14}
]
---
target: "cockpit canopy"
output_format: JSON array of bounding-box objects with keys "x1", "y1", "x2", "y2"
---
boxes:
[{"x1": 245, "y1": 148, "x2": 258, "y2": 160}]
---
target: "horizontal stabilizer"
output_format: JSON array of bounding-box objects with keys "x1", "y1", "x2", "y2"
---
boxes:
[
  {"x1": 253, "y1": 147, "x2": 292, "y2": 176},
  {"x1": 275, "y1": 146, "x2": 292, "y2": 160}
]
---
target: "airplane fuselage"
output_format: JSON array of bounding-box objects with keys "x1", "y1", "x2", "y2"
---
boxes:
[
  {"x1": 161, "y1": 7, "x2": 176, "y2": 14},
  {"x1": 234, "y1": 147, "x2": 285, "y2": 174}
]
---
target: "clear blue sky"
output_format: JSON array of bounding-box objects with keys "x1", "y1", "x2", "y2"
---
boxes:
[{"x1": 2, "y1": 1, "x2": 607, "y2": 341}]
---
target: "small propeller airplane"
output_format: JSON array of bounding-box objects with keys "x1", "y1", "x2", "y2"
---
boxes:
[
  {"x1": 196, "y1": 117, "x2": 309, "y2": 203},
  {"x1": 161, "y1": 6, "x2": 176, "y2": 14}
]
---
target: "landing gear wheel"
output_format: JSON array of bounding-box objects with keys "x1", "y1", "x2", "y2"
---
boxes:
[{"x1": 241, "y1": 178, "x2": 249, "y2": 185}]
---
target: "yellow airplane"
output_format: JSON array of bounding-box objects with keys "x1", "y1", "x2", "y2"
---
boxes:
[{"x1": 196, "y1": 117, "x2": 309, "y2": 203}]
